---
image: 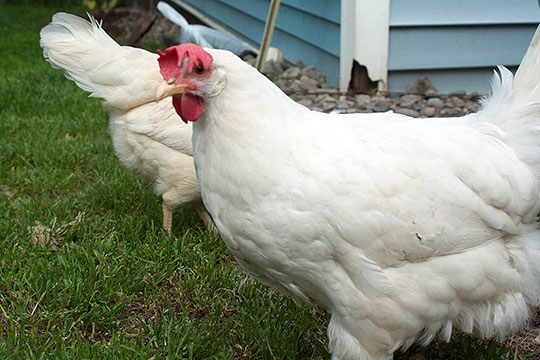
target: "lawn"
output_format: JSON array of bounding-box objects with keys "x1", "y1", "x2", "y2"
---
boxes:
[{"x1": 0, "y1": 2, "x2": 531, "y2": 359}]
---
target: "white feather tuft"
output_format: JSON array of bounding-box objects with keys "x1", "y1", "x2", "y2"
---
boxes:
[
  {"x1": 475, "y1": 25, "x2": 540, "y2": 180},
  {"x1": 40, "y1": 13, "x2": 161, "y2": 111}
]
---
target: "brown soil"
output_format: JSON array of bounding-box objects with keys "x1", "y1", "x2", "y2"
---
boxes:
[{"x1": 89, "y1": 6, "x2": 179, "y2": 47}]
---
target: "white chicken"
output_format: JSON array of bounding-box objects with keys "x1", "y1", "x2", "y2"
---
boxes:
[
  {"x1": 155, "y1": 27, "x2": 540, "y2": 359},
  {"x1": 40, "y1": 13, "x2": 213, "y2": 233}
]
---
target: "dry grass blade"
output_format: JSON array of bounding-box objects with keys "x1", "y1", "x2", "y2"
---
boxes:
[
  {"x1": 29, "y1": 212, "x2": 85, "y2": 252},
  {"x1": 0, "y1": 185, "x2": 12, "y2": 198}
]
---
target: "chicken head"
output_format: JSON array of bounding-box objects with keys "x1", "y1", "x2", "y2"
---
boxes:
[{"x1": 156, "y1": 44, "x2": 214, "y2": 123}]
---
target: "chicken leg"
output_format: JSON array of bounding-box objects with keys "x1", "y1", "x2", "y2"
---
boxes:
[
  {"x1": 162, "y1": 202, "x2": 173, "y2": 235},
  {"x1": 194, "y1": 201, "x2": 217, "y2": 233},
  {"x1": 162, "y1": 201, "x2": 216, "y2": 234}
]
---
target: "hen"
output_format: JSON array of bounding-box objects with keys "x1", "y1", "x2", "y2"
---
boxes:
[
  {"x1": 156, "y1": 26, "x2": 540, "y2": 360},
  {"x1": 40, "y1": 13, "x2": 213, "y2": 233}
]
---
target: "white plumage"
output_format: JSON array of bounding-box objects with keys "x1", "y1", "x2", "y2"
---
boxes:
[
  {"x1": 156, "y1": 26, "x2": 540, "y2": 359},
  {"x1": 39, "y1": 13, "x2": 212, "y2": 232}
]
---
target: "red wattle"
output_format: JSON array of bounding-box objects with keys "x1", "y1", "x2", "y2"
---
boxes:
[{"x1": 172, "y1": 93, "x2": 203, "y2": 123}]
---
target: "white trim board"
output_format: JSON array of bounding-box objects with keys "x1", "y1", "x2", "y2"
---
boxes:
[{"x1": 340, "y1": 0, "x2": 390, "y2": 91}]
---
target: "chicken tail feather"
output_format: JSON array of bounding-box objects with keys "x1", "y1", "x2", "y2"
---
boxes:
[
  {"x1": 40, "y1": 13, "x2": 161, "y2": 111},
  {"x1": 512, "y1": 25, "x2": 540, "y2": 102},
  {"x1": 478, "y1": 25, "x2": 540, "y2": 180}
]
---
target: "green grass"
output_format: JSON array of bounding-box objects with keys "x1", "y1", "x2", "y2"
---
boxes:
[{"x1": 0, "y1": 3, "x2": 527, "y2": 359}]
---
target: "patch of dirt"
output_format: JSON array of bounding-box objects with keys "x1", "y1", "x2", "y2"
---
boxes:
[
  {"x1": 508, "y1": 307, "x2": 540, "y2": 359},
  {"x1": 89, "y1": 5, "x2": 180, "y2": 47}
]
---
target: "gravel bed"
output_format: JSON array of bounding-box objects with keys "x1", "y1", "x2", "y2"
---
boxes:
[{"x1": 263, "y1": 60, "x2": 483, "y2": 118}]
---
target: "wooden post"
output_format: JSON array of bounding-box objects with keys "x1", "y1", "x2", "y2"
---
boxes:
[{"x1": 255, "y1": 0, "x2": 281, "y2": 72}]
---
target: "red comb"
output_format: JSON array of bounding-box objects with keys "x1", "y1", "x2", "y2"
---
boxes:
[{"x1": 157, "y1": 44, "x2": 213, "y2": 81}]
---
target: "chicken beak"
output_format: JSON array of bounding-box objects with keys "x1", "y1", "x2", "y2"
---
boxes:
[{"x1": 155, "y1": 82, "x2": 192, "y2": 102}]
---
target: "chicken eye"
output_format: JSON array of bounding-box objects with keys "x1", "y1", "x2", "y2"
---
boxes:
[{"x1": 194, "y1": 65, "x2": 206, "y2": 76}]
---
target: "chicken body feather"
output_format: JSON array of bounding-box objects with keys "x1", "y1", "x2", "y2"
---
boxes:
[
  {"x1": 40, "y1": 13, "x2": 211, "y2": 231},
  {"x1": 158, "y1": 27, "x2": 540, "y2": 359}
]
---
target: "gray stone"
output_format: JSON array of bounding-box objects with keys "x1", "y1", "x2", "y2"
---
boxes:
[
  {"x1": 289, "y1": 79, "x2": 303, "y2": 92},
  {"x1": 322, "y1": 101, "x2": 338, "y2": 112},
  {"x1": 297, "y1": 98, "x2": 313, "y2": 108},
  {"x1": 315, "y1": 94, "x2": 336, "y2": 104},
  {"x1": 445, "y1": 101, "x2": 456, "y2": 108},
  {"x1": 299, "y1": 74, "x2": 319, "y2": 91},
  {"x1": 317, "y1": 94, "x2": 338, "y2": 112},
  {"x1": 400, "y1": 94, "x2": 422, "y2": 107},
  {"x1": 412, "y1": 101, "x2": 426, "y2": 111},
  {"x1": 427, "y1": 97, "x2": 444, "y2": 108},
  {"x1": 440, "y1": 107, "x2": 462, "y2": 117},
  {"x1": 337, "y1": 95, "x2": 352, "y2": 109},
  {"x1": 373, "y1": 95, "x2": 391, "y2": 104},
  {"x1": 394, "y1": 107, "x2": 420, "y2": 118},
  {"x1": 281, "y1": 67, "x2": 301, "y2": 79},
  {"x1": 290, "y1": 94, "x2": 302, "y2": 102},
  {"x1": 372, "y1": 103, "x2": 390, "y2": 112},
  {"x1": 372, "y1": 96, "x2": 392, "y2": 112},
  {"x1": 314, "y1": 94, "x2": 325, "y2": 103},
  {"x1": 466, "y1": 101, "x2": 481, "y2": 112},
  {"x1": 274, "y1": 78, "x2": 289, "y2": 90},
  {"x1": 313, "y1": 72, "x2": 326, "y2": 83},
  {"x1": 355, "y1": 94, "x2": 371, "y2": 109},
  {"x1": 450, "y1": 96, "x2": 465, "y2": 108},
  {"x1": 301, "y1": 64, "x2": 316, "y2": 74}
]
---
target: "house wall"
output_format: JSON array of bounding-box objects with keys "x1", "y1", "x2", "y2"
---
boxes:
[
  {"x1": 387, "y1": 0, "x2": 539, "y2": 93},
  {"x1": 172, "y1": 0, "x2": 341, "y2": 87}
]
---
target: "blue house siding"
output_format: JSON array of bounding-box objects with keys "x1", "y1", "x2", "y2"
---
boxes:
[
  {"x1": 388, "y1": 67, "x2": 517, "y2": 96},
  {"x1": 173, "y1": 0, "x2": 539, "y2": 93},
  {"x1": 174, "y1": 0, "x2": 341, "y2": 86},
  {"x1": 389, "y1": 0, "x2": 540, "y2": 26},
  {"x1": 388, "y1": 26, "x2": 535, "y2": 70},
  {"x1": 387, "y1": 0, "x2": 540, "y2": 93}
]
